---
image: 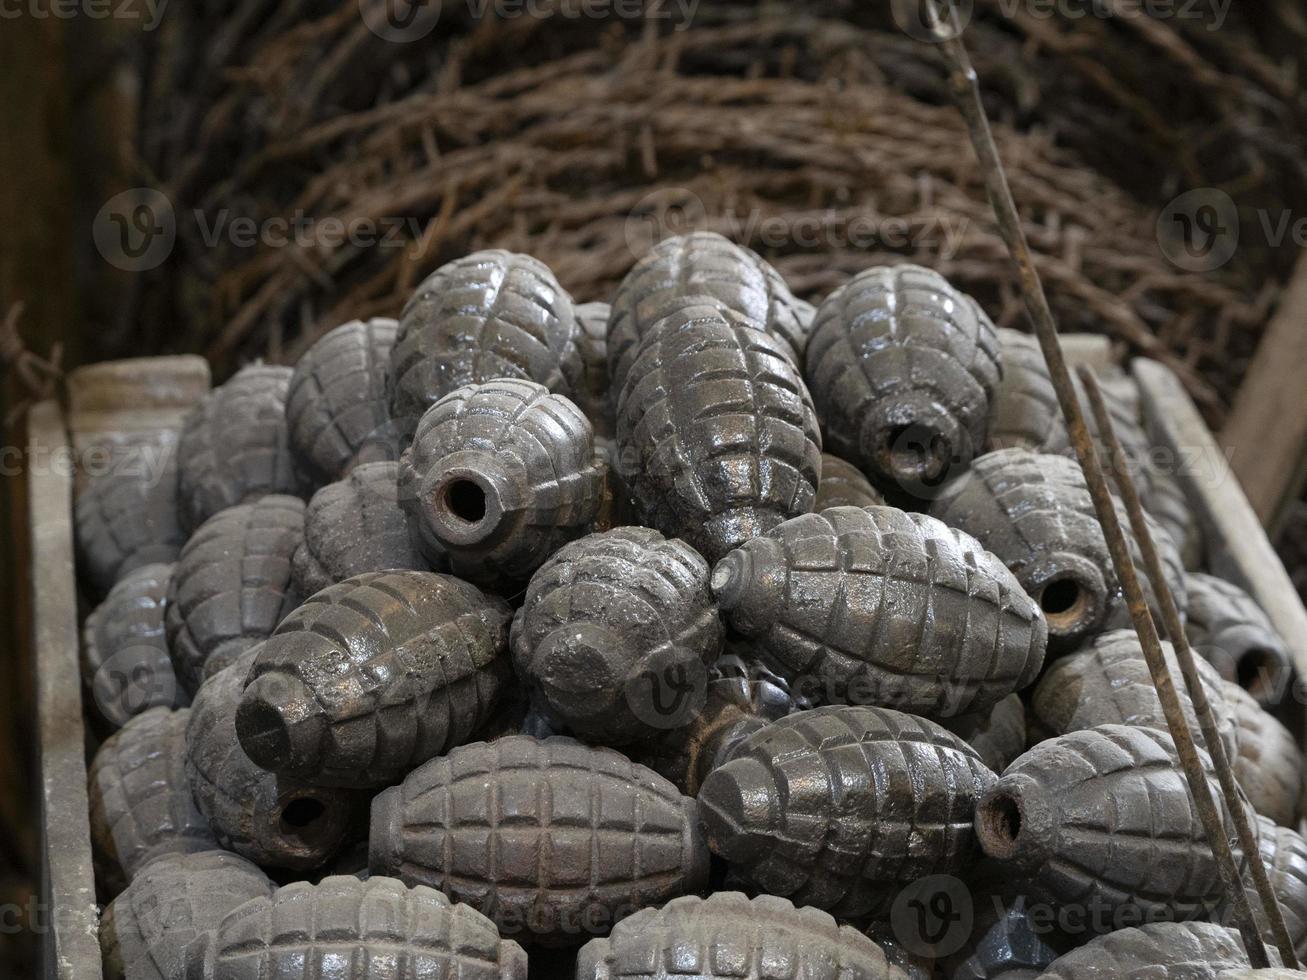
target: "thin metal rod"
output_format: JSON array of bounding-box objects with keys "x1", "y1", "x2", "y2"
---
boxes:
[
  {"x1": 919, "y1": 1, "x2": 1270, "y2": 965},
  {"x1": 1079, "y1": 366, "x2": 1298, "y2": 968}
]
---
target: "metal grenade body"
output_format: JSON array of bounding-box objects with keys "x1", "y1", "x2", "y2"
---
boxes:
[
  {"x1": 368, "y1": 735, "x2": 710, "y2": 947},
  {"x1": 285, "y1": 317, "x2": 400, "y2": 482},
  {"x1": 697, "y1": 704, "x2": 997, "y2": 918},
  {"x1": 398, "y1": 379, "x2": 604, "y2": 586},
  {"x1": 388, "y1": 249, "x2": 582, "y2": 423},
  {"x1": 292, "y1": 461, "x2": 430, "y2": 596},
  {"x1": 1232, "y1": 817, "x2": 1307, "y2": 962},
  {"x1": 814, "y1": 452, "x2": 885, "y2": 510},
  {"x1": 804, "y1": 264, "x2": 1001, "y2": 492},
  {"x1": 236, "y1": 570, "x2": 512, "y2": 788},
  {"x1": 177, "y1": 364, "x2": 305, "y2": 531},
  {"x1": 1185, "y1": 572, "x2": 1292, "y2": 705},
  {"x1": 1037, "y1": 922, "x2": 1252, "y2": 980},
  {"x1": 985, "y1": 327, "x2": 1067, "y2": 453},
  {"x1": 943, "y1": 692, "x2": 1028, "y2": 775},
  {"x1": 711, "y1": 505, "x2": 1047, "y2": 717},
  {"x1": 165, "y1": 495, "x2": 304, "y2": 695},
  {"x1": 511, "y1": 526, "x2": 724, "y2": 745},
  {"x1": 1226, "y1": 683, "x2": 1303, "y2": 827},
  {"x1": 574, "y1": 300, "x2": 615, "y2": 438},
  {"x1": 615, "y1": 300, "x2": 822, "y2": 563}
]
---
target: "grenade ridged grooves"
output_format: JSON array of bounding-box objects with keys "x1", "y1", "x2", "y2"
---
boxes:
[
  {"x1": 511, "y1": 527, "x2": 724, "y2": 745},
  {"x1": 606, "y1": 232, "x2": 808, "y2": 399},
  {"x1": 574, "y1": 301, "x2": 615, "y2": 437},
  {"x1": 711, "y1": 505, "x2": 1047, "y2": 717},
  {"x1": 388, "y1": 249, "x2": 582, "y2": 423},
  {"x1": 83, "y1": 563, "x2": 187, "y2": 729},
  {"x1": 236, "y1": 570, "x2": 512, "y2": 788},
  {"x1": 182, "y1": 875, "x2": 528, "y2": 980},
  {"x1": 186, "y1": 651, "x2": 361, "y2": 870},
  {"x1": 292, "y1": 461, "x2": 430, "y2": 596},
  {"x1": 697, "y1": 704, "x2": 997, "y2": 917},
  {"x1": 985, "y1": 327, "x2": 1068, "y2": 453},
  {"x1": 974, "y1": 724, "x2": 1249, "y2": 929},
  {"x1": 177, "y1": 363, "x2": 305, "y2": 530},
  {"x1": 398, "y1": 379, "x2": 604, "y2": 586},
  {"x1": 943, "y1": 692, "x2": 1028, "y2": 775},
  {"x1": 89, "y1": 707, "x2": 216, "y2": 893},
  {"x1": 1185, "y1": 572, "x2": 1292, "y2": 705},
  {"x1": 615, "y1": 300, "x2": 822, "y2": 564},
  {"x1": 814, "y1": 453, "x2": 886, "y2": 510},
  {"x1": 1226, "y1": 683, "x2": 1304, "y2": 827},
  {"x1": 285, "y1": 317, "x2": 400, "y2": 483},
  {"x1": 368, "y1": 735, "x2": 710, "y2": 947},
  {"x1": 101, "y1": 850, "x2": 271, "y2": 980},
  {"x1": 1037, "y1": 922, "x2": 1251, "y2": 980},
  {"x1": 1232, "y1": 816, "x2": 1307, "y2": 962},
  {"x1": 575, "y1": 892, "x2": 909, "y2": 980},
  {"x1": 1031, "y1": 629, "x2": 1240, "y2": 762},
  {"x1": 803, "y1": 264, "x2": 1001, "y2": 491},
  {"x1": 165, "y1": 495, "x2": 304, "y2": 695}
]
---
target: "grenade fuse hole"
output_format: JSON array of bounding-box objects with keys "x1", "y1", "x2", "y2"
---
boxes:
[
  {"x1": 1237, "y1": 648, "x2": 1278, "y2": 696},
  {"x1": 280, "y1": 797, "x2": 329, "y2": 845},
  {"x1": 1038, "y1": 578, "x2": 1087, "y2": 629},
  {"x1": 445, "y1": 480, "x2": 487, "y2": 523},
  {"x1": 981, "y1": 794, "x2": 1022, "y2": 853}
]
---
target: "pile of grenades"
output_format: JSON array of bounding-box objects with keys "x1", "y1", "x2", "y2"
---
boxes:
[{"x1": 76, "y1": 233, "x2": 1307, "y2": 979}]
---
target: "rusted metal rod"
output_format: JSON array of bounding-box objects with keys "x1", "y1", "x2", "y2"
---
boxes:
[
  {"x1": 919, "y1": 0, "x2": 1271, "y2": 965},
  {"x1": 1079, "y1": 366, "x2": 1298, "y2": 968}
]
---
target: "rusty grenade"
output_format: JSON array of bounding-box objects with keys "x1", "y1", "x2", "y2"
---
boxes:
[
  {"x1": 1186, "y1": 572, "x2": 1292, "y2": 705},
  {"x1": 985, "y1": 327, "x2": 1068, "y2": 453},
  {"x1": 101, "y1": 850, "x2": 272, "y2": 980},
  {"x1": 398, "y1": 379, "x2": 604, "y2": 586},
  {"x1": 511, "y1": 526, "x2": 724, "y2": 745},
  {"x1": 177, "y1": 363, "x2": 306, "y2": 531},
  {"x1": 165, "y1": 495, "x2": 304, "y2": 695},
  {"x1": 292, "y1": 461, "x2": 430, "y2": 596},
  {"x1": 974, "y1": 724, "x2": 1248, "y2": 929},
  {"x1": 89, "y1": 707, "x2": 217, "y2": 894},
  {"x1": 615, "y1": 299, "x2": 822, "y2": 563},
  {"x1": 369, "y1": 735, "x2": 710, "y2": 947},
  {"x1": 236, "y1": 570, "x2": 512, "y2": 788},
  {"x1": 388, "y1": 249, "x2": 582, "y2": 422},
  {"x1": 697, "y1": 704, "x2": 997, "y2": 917},
  {"x1": 285, "y1": 317, "x2": 401, "y2": 482},
  {"x1": 711, "y1": 505, "x2": 1047, "y2": 717},
  {"x1": 1226, "y1": 682, "x2": 1303, "y2": 827},
  {"x1": 814, "y1": 452, "x2": 885, "y2": 510},
  {"x1": 804, "y1": 264, "x2": 1001, "y2": 492},
  {"x1": 576, "y1": 892, "x2": 911, "y2": 980},
  {"x1": 1037, "y1": 922, "x2": 1253, "y2": 980},
  {"x1": 182, "y1": 875, "x2": 528, "y2": 980}
]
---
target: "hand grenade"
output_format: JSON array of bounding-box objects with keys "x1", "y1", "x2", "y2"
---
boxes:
[
  {"x1": 814, "y1": 452, "x2": 885, "y2": 510},
  {"x1": 575, "y1": 892, "x2": 910, "y2": 980},
  {"x1": 177, "y1": 363, "x2": 305, "y2": 530},
  {"x1": 236, "y1": 570, "x2": 512, "y2": 788},
  {"x1": 804, "y1": 264, "x2": 1001, "y2": 493},
  {"x1": 182, "y1": 875, "x2": 527, "y2": 980},
  {"x1": 368, "y1": 735, "x2": 709, "y2": 947},
  {"x1": 711, "y1": 505, "x2": 1047, "y2": 718},
  {"x1": 398, "y1": 379, "x2": 604, "y2": 585},
  {"x1": 1226, "y1": 683, "x2": 1303, "y2": 827},
  {"x1": 1037, "y1": 922, "x2": 1252, "y2": 980},
  {"x1": 974, "y1": 724, "x2": 1249, "y2": 930},
  {"x1": 697, "y1": 705, "x2": 997, "y2": 917},
  {"x1": 83, "y1": 563, "x2": 186, "y2": 729},
  {"x1": 89, "y1": 707, "x2": 216, "y2": 893},
  {"x1": 388, "y1": 249, "x2": 582, "y2": 422},
  {"x1": 607, "y1": 231, "x2": 808, "y2": 397},
  {"x1": 285, "y1": 317, "x2": 400, "y2": 482},
  {"x1": 511, "y1": 527, "x2": 724, "y2": 745},
  {"x1": 1225, "y1": 817, "x2": 1307, "y2": 963},
  {"x1": 186, "y1": 652, "x2": 361, "y2": 870},
  {"x1": 165, "y1": 495, "x2": 304, "y2": 694},
  {"x1": 101, "y1": 850, "x2": 271, "y2": 980},
  {"x1": 985, "y1": 327, "x2": 1067, "y2": 453},
  {"x1": 292, "y1": 461, "x2": 430, "y2": 596},
  {"x1": 573, "y1": 300, "x2": 615, "y2": 438},
  {"x1": 615, "y1": 299, "x2": 822, "y2": 563},
  {"x1": 1186, "y1": 572, "x2": 1292, "y2": 705},
  {"x1": 943, "y1": 692, "x2": 1028, "y2": 775}
]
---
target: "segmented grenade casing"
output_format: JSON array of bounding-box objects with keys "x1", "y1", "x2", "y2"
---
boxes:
[
  {"x1": 101, "y1": 850, "x2": 271, "y2": 980},
  {"x1": 236, "y1": 570, "x2": 512, "y2": 788},
  {"x1": 89, "y1": 707, "x2": 216, "y2": 893},
  {"x1": 369, "y1": 735, "x2": 710, "y2": 947},
  {"x1": 285, "y1": 317, "x2": 401, "y2": 482},
  {"x1": 177, "y1": 363, "x2": 305, "y2": 530},
  {"x1": 606, "y1": 231, "x2": 808, "y2": 397},
  {"x1": 1229, "y1": 817, "x2": 1307, "y2": 962},
  {"x1": 1186, "y1": 572, "x2": 1292, "y2": 704},
  {"x1": 511, "y1": 527, "x2": 724, "y2": 745},
  {"x1": 697, "y1": 705, "x2": 997, "y2": 917},
  {"x1": 974, "y1": 724, "x2": 1249, "y2": 929},
  {"x1": 1037, "y1": 922, "x2": 1251, "y2": 980},
  {"x1": 576, "y1": 892, "x2": 909, "y2": 980},
  {"x1": 943, "y1": 692, "x2": 1028, "y2": 775},
  {"x1": 165, "y1": 495, "x2": 304, "y2": 694},
  {"x1": 183, "y1": 875, "x2": 527, "y2": 980},
  {"x1": 814, "y1": 453, "x2": 885, "y2": 510},
  {"x1": 712, "y1": 505, "x2": 1047, "y2": 717},
  {"x1": 1226, "y1": 683, "x2": 1303, "y2": 827},
  {"x1": 388, "y1": 249, "x2": 582, "y2": 422},
  {"x1": 186, "y1": 652, "x2": 361, "y2": 871},
  {"x1": 292, "y1": 461, "x2": 430, "y2": 595},
  {"x1": 83, "y1": 563, "x2": 186, "y2": 729},
  {"x1": 985, "y1": 327, "x2": 1068, "y2": 453},
  {"x1": 398, "y1": 379, "x2": 604, "y2": 585},
  {"x1": 804, "y1": 264, "x2": 1001, "y2": 491},
  {"x1": 573, "y1": 300, "x2": 615, "y2": 437},
  {"x1": 615, "y1": 300, "x2": 822, "y2": 563}
]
